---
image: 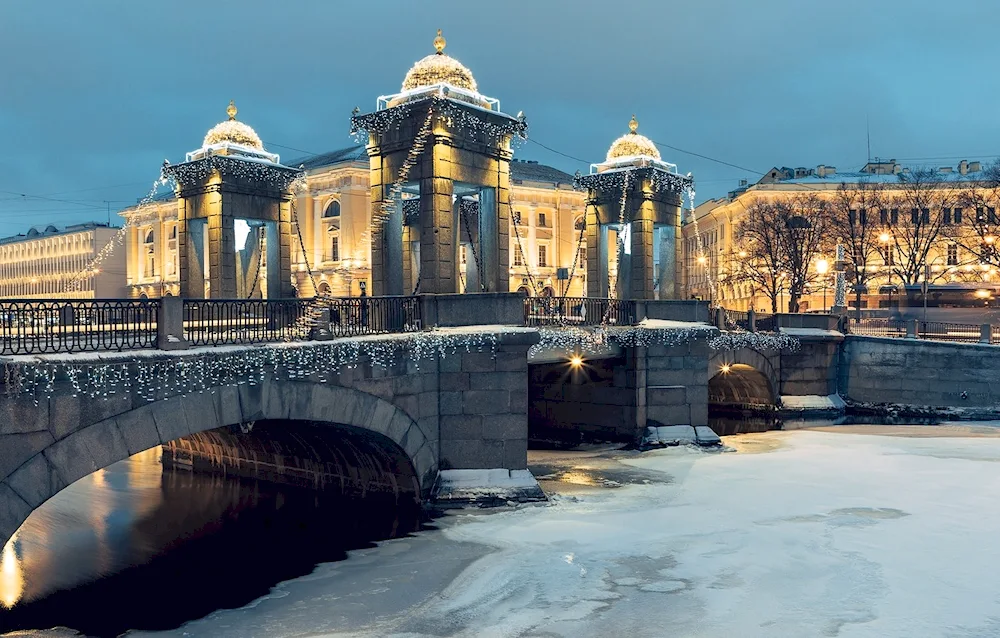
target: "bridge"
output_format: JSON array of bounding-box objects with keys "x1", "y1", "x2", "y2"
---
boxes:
[{"x1": 3, "y1": 293, "x2": 1000, "y2": 548}]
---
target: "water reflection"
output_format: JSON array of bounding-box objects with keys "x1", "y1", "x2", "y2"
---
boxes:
[{"x1": 0, "y1": 443, "x2": 422, "y2": 637}]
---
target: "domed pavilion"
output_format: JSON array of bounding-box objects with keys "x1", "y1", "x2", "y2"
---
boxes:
[
  {"x1": 162, "y1": 101, "x2": 300, "y2": 300},
  {"x1": 352, "y1": 30, "x2": 526, "y2": 296},
  {"x1": 575, "y1": 116, "x2": 693, "y2": 300}
]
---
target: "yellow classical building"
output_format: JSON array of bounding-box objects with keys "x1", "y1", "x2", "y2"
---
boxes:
[
  {"x1": 121, "y1": 132, "x2": 588, "y2": 299},
  {"x1": 0, "y1": 222, "x2": 127, "y2": 299},
  {"x1": 682, "y1": 159, "x2": 996, "y2": 312}
]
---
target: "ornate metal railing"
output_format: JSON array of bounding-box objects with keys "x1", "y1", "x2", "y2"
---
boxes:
[
  {"x1": 0, "y1": 299, "x2": 158, "y2": 355},
  {"x1": 315, "y1": 295, "x2": 422, "y2": 337},
  {"x1": 183, "y1": 298, "x2": 310, "y2": 346},
  {"x1": 523, "y1": 297, "x2": 636, "y2": 327}
]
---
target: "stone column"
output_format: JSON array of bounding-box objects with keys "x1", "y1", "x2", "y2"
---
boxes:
[{"x1": 418, "y1": 176, "x2": 456, "y2": 293}]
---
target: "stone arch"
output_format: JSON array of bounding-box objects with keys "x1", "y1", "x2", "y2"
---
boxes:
[
  {"x1": 0, "y1": 378, "x2": 434, "y2": 549},
  {"x1": 707, "y1": 348, "x2": 779, "y2": 405}
]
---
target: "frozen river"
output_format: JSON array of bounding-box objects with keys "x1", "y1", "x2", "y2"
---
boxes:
[
  {"x1": 9, "y1": 425, "x2": 1000, "y2": 637},
  {"x1": 152, "y1": 425, "x2": 1000, "y2": 637}
]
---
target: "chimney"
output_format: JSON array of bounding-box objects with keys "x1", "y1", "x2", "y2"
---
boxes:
[
  {"x1": 970, "y1": 161, "x2": 982, "y2": 172},
  {"x1": 940, "y1": 166, "x2": 953, "y2": 174},
  {"x1": 959, "y1": 160, "x2": 969, "y2": 175},
  {"x1": 893, "y1": 165, "x2": 903, "y2": 175},
  {"x1": 739, "y1": 179, "x2": 748, "y2": 187}
]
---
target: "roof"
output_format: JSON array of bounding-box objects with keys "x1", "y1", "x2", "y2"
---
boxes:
[
  {"x1": 510, "y1": 159, "x2": 575, "y2": 186},
  {"x1": 286, "y1": 145, "x2": 367, "y2": 170},
  {"x1": 0, "y1": 222, "x2": 117, "y2": 245},
  {"x1": 772, "y1": 169, "x2": 982, "y2": 186}
]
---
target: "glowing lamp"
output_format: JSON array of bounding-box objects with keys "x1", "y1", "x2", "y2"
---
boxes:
[
  {"x1": 816, "y1": 259, "x2": 829, "y2": 275},
  {"x1": 975, "y1": 289, "x2": 991, "y2": 299},
  {"x1": 720, "y1": 364, "x2": 731, "y2": 374},
  {"x1": 569, "y1": 355, "x2": 584, "y2": 367},
  {"x1": 879, "y1": 232, "x2": 891, "y2": 243}
]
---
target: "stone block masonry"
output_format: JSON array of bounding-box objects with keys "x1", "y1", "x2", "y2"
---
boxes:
[{"x1": 841, "y1": 335, "x2": 1000, "y2": 408}]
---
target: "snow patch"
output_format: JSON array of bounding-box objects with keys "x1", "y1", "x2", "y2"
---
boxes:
[
  {"x1": 781, "y1": 394, "x2": 846, "y2": 411},
  {"x1": 431, "y1": 469, "x2": 546, "y2": 508}
]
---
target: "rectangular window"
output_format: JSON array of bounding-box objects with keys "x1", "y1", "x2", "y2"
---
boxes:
[
  {"x1": 879, "y1": 209, "x2": 888, "y2": 224},
  {"x1": 860, "y1": 209, "x2": 868, "y2": 225},
  {"x1": 977, "y1": 207, "x2": 986, "y2": 223},
  {"x1": 537, "y1": 212, "x2": 547, "y2": 227},
  {"x1": 460, "y1": 245, "x2": 468, "y2": 267},
  {"x1": 910, "y1": 208, "x2": 919, "y2": 224},
  {"x1": 955, "y1": 207, "x2": 964, "y2": 224},
  {"x1": 513, "y1": 244, "x2": 524, "y2": 266},
  {"x1": 921, "y1": 208, "x2": 930, "y2": 223},
  {"x1": 513, "y1": 211, "x2": 522, "y2": 225},
  {"x1": 947, "y1": 243, "x2": 958, "y2": 266},
  {"x1": 578, "y1": 246, "x2": 586, "y2": 269},
  {"x1": 848, "y1": 209, "x2": 857, "y2": 225},
  {"x1": 891, "y1": 209, "x2": 899, "y2": 225},
  {"x1": 330, "y1": 236, "x2": 340, "y2": 262},
  {"x1": 884, "y1": 249, "x2": 894, "y2": 266},
  {"x1": 943, "y1": 208, "x2": 952, "y2": 225},
  {"x1": 538, "y1": 244, "x2": 548, "y2": 268}
]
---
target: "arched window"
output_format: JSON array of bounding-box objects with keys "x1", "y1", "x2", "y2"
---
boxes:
[
  {"x1": 142, "y1": 228, "x2": 155, "y2": 279},
  {"x1": 323, "y1": 201, "x2": 341, "y2": 219},
  {"x1": 574, "y1": 216, "x2": 585, "y2": 232},
  {"x1": 317, "y1": 281, "x2": 331, "y2": 296}
]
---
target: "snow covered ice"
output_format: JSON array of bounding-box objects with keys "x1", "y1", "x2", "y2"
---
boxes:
[{"x1": 134, "y1": 428, "x2": 1000, "y2": 637}]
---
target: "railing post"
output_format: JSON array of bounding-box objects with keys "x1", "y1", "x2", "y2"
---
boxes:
[
  {"x1": 906, "y1": 319, "x2": 918, "y2": 339},
  {"x1": 748, "y1": 309, "x2": 757, "y2": 332},
  {"x1": 158, "y1": 296, "x2": 189, "y2": 350},
  {"x1": 981, "y1": 323, "x2": 992, "y2": 344},
  {"x1": 714, "y1": 307, "x2": 726, "y2": 330},
  {"x1": 311, "y1": 307, "x2": 333, "y2": 341}
]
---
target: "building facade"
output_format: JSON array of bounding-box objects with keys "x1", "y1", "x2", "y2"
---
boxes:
[
  {"x1": 682, "y1": 159, "x2": 997, "y2": 312},
  {"x1": 0, "y1": 223, "x2": 127, "y2": 299}
]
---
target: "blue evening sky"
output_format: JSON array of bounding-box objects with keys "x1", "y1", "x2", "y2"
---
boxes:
[{"x1": 1, "y1": 0, "x2": 998, "y2": 237}]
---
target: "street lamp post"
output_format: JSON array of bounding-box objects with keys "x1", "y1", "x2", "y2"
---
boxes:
[{"x1": 816, "y1": 258, "x2": 830, "y2": 312}]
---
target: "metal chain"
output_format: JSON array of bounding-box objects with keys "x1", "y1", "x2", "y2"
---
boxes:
[
  {"x1": 245, "y1": 226, "x2": 266, "y2": 299},
  {"x1": 460, "y1": 201, "x2": 485, "y2": 292}
]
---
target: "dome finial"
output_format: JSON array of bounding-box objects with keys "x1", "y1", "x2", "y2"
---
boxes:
[
  {"x1": 629, "y1": 114, "x2": 638, "y2": 134},
  {"x1": 227, "y1": 100, "x2": 238, "y2": 121},
  {"x1": 434, "y1": 29, "x2": 446, "y2": 54}
]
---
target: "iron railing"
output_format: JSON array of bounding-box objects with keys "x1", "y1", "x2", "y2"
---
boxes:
[
  {"x1": 755, "y1": 313, "x2": 778, "y2": 332},
  {"x1": 315, "y1": 295, "x2": 422, "y2": 336},
  {"x1": 849, "y1": 318, "x2": 908, "y2": 338},
  {"x1": 918, "y1": 321, "x2": 981, "y2": 343},
  {"x1": 724, "y1": 309, "x2": 751, "y2": 331},
  {"x1": 183, "y1": 298, "x2": 309, "y2": 346},
  {"x1": 0, "y1": 299, "x2": 158, "y2": 355},
  {"x1": 523, "y1": 297, "x2": 636, "y2": 327}
]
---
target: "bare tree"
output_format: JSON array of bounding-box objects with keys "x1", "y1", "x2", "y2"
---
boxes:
[
  {"x1": 828, "y1": 180, "x2": 885, "y2": 317},
  {"x1": 730, "y1": 198, "x2": 785, "y2": 313},
  {"x1": 777, "y1": 194, "x2": 831, "y2": 313},
  {"x1": 729, "y1": 195, "x2": 830, "y2": 313},
  {"x1": 879, "y1": 168, "x2": 954, "y2": 287}
]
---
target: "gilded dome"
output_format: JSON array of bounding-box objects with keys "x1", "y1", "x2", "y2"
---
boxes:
[
  {"x1": 401, "y1": 30, "x2": 478, "y2": 93},
  {"x1": 202, "y1": 100, "x2": 264, "y2": 149},
  {"x1": 606, "y1": 115, "x2": 660, "y2": 161}
]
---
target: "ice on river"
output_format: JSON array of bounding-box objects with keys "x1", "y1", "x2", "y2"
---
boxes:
[{"x1": 143, "y1": 430, "x2": 1000, "y2": 638}]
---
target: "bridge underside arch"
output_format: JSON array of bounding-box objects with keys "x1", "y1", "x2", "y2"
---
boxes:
[
  {"x1": 709, "y1": 364, "x2": 775, "y2": 406},
  {"x1": 0, "y1": 379, "x2": 435, "y2": 549}
]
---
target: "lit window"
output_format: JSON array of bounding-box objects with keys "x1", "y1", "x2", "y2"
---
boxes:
[
  {"x1": 538, "y1": 244, "x2": 548, "y2": 268},
  {"x1": 578, "y1": 246, "x2": 586, "y2": 269},
  {"x1": 574, "y1": 217, "x2": 585, "y2": 232},
  {"x1": 329, "y1": 234, "x2": 340, "y2": 262},
  {"x1": 460, "y1": 245, "x2": 468, "y2": 267},
  {"x1": 537, "y1": 212, "x2": 547, "y2": 227},
  {"x1": 513, "y1": 244, "x2": 524, "y2": 266},
  {"x1": 947, "y1": 244, "x2": 959, "y2": 266},
  {"x1": 323, "y1": 201, "x2": 341, "y2": 219}
]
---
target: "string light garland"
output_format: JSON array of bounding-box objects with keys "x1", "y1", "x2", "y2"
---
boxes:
[
  {"x1": 64, "y1": 174, "x2": 175, "y2": 293},
  {"x1": 575, "y1": 166, "x2": 693, "y2": 198},
  {"x1": 163, "y1": 155, "x2": 303, "y2": 192},
  {"x1": 2, "y1": 329, "x2": 509, "y2": 403},
  {"x1": 350, "y1": 95, "x2": 527, "y2": 147},
  {"x1": 530, "y1": 324, "x2": 800, "y2": 358}
]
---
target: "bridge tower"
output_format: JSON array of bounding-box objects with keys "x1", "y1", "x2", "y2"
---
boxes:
[
  {"x1": 163, "y1": 101, "x2": 301, "y2": 299},
  {"x1": 576, "y1": 116, "x2": 692, "y2": 300},
  {"x1": 352, "y1": 30, "x2": 527, "y2": 295}
]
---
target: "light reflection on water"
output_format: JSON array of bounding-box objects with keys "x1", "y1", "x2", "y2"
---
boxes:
[{"x1": 0, "y1": 447, "x2": 164, "y2": 610}]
